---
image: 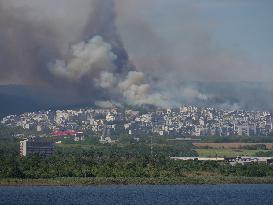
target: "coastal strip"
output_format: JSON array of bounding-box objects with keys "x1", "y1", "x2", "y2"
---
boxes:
[{"x1": 1, "y1": 177, "x2": 273, "y2": 186}]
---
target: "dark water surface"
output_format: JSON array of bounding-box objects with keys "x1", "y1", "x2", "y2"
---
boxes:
[{"x1": 0, "y1": 185, "x2": 273, "y2": 205}]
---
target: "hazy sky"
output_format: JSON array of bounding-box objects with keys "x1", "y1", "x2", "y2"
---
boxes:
[
  {"x1": 116, "y1": 0, "x2": 273, "y2": 82},
  {"x1": 133, "y1": 0, "x2": 273, "y2": 63},
  {"x1": 195, "y1": 0, "x2": 273, "y2": 65}
]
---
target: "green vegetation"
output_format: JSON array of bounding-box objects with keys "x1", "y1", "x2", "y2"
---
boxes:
[
  {"x1": 1, "y1": 129, "x2": 273, "y2": 185},
  {"x1": 2, "y1": 153, "x2": 273, "y2": 179},
  {"x1": 256, "y1": 150, "x2": 273, "y2": 157},
  {"x1": 1, "y1": 141, "x2": 273, "y2": 182},
  {"x1": 0, "y1": 124, "x2": 23, "y2": 139},
  {"x1": 56, "y1": 141, "x2": 197, "y2": 158}
]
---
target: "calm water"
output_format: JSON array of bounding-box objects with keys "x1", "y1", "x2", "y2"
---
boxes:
[{"x1": 0, "y1": 185, "x2": 273, "y2": 205}]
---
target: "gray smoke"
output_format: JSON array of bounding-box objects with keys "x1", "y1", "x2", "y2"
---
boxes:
[
  {"x1": 0, "y1": 0, "x2": 165, "y2": 106},
  {"x1": 115, "y1": 0, "x2": 273, "y2": 110},
  {"x1": 1, "y1": 0, "x2": 273, "y2": 110},
  {"x1": 0, "y1": 0, "x2": 123, "y2": 78},
  {"x1": 50, "y1": 36, "x2": 117, "y2": 81},
  {"x1": 0, "y1": 1, "x2": 124, "y2": 102},
  {"x1": 118, "y1": 71, "x2": 165, "y2": 106},
  {"x1": 49, "y1": 35, "x2": 165, "y2": 106}
]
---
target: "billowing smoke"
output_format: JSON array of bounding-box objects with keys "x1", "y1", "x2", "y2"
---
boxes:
[
  {"x1": 118, "y1": 71, "x2": 164, "y2": 106},
  {"x1": 96, "y1": 72, "x2": 117, "y2": 89},
  {"x1": 50, "y1": 36, "x2": 117, "y2": 81},
  {"x1": 1, "y1": 0, "x2": 273, "y2": 110},
  {"x1": 0, "y1": 0, "x2": 154, "y2": 105},
  {"x1": 49, "y1": 35, "x2": 165, "y2": 106},
  {"x1": 114, "y1": 0, "x2": 273, "y2": 110}
]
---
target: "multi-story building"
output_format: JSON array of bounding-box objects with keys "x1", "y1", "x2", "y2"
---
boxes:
[{"x1": 20, "y1": 139, "x2": 54, "y2": 156}]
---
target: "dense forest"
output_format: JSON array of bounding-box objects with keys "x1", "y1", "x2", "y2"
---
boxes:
[{"x1": 1, "y1": 141, "x2": 273, "y2": 179}]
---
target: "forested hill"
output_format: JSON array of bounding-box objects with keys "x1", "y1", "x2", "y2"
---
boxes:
[
  {"x1": 0, "y1": 85, "x2": 93, "y2": 118},
  {"x1": 0, "y1": 86, "x2": 42, "y2": 118}
]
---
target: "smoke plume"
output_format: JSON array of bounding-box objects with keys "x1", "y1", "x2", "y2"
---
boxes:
[
  {"x1": 50, "y1": 36, "x2": 117, "y2": 81},
  {"x1": 0, "y1": 0, "x2": 146, "y2": 105},
  {"x1": 118, "y1": 71, "x2": 164, "y2": 106},
  {"x1": 1, "y1": 0, "x2": 273, "y2": 110}
]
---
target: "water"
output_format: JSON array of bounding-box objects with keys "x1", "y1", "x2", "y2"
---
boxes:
[{"x1": 0, "y1": 185, "x2": 273, "y2": 205}]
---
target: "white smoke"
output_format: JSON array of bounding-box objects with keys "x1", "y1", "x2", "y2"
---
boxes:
[
  {"x1": 49, "y1": 34, "x2": 210, "y2": 107},
  {"x1": 118, "y1": 71, "x2": 145, "y2": 90},
  {"x1": 50, "y1": 36, "x2": 117, "y2": 81},
  {"x1": 118, "y1": 71, "x2": 165, "y2": 106},
  {"x1": 50, "y1": 36, "x2": 166, "y2": 106},
  {"x1": 96, "y1": 71, "x2": 117, "y2": 88}
]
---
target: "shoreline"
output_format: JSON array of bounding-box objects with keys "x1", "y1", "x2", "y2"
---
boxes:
[{"x1": 1, "y1": 176, "x2": 273, "y2": 186}]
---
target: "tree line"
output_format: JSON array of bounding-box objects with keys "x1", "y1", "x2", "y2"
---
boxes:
[{"x1": 1, "y1": 142, "x2": 273, "y2": 179}]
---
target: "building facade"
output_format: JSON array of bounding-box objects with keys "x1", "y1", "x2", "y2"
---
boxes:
[{"x1": 20, "y1": 140, "x2": 54, "y2": 156}]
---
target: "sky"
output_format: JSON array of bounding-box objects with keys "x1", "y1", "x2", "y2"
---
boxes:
[
  {"x1": 116, "y1": 0, "x2": 273, "y2": 82},
  {"x1": 1, "y1": 0, "x2": 273, "y2": 110},
  {"x1": 196, "y1": 0, "x2": 273, "y2": 65}
]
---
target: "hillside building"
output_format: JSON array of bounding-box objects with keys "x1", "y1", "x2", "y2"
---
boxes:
[{"x1": 20, "y1": 139, "x2": 54, "y2": 156}]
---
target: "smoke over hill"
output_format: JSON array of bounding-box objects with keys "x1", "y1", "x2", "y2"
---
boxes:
[
  {"x1": 0, "y1": 0, "x2": 167, "y2": 107},
  {"x1": 1, "y1": 0, "x2": 273, "y2": 111}
]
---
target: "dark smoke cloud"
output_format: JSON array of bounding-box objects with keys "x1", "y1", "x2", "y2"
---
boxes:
[
  {"x1": 0, "y1": 0, "x2": 161, "y2": 106},
  {"x1": 0, "y1": 2, "x2": 114, "y2": 93},
  {"x1": 0, "y1": 2, "x2": 59, "y2": 85},
  {"x1": 82, "y1": 0, "x2": 132, "y2": 72}
]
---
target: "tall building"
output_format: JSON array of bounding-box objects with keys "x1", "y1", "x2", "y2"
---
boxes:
[
  {"x1": 237, "y1": 125, "x2": 250, "y2": 136},
  {"x1": 20, "y1": 139, "x2": 54, "y2": 156}
]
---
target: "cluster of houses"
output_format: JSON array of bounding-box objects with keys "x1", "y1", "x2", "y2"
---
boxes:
[{"x1": 2, "y1": 106, "x2": 273, "y2": 142}]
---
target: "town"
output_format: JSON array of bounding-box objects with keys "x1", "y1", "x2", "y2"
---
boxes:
[
  {"x1": 1, "y1": 105, "x2": 273, "y2": 182},
  {"x1": 2, "y1": 106, "x2": 273, "y2": 142}
]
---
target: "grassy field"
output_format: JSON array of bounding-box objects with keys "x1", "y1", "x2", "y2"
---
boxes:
[
  {"x1": 195, "y1": 149, "x2": 267, "y2": 157},
  {"x1": 1, "y1": 177, "x2": 273, "y2": 186}
]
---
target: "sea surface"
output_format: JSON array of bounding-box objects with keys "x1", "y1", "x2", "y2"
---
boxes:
[{"x1": 0, "y1": 185, "x2": 273, "y2": 205}]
